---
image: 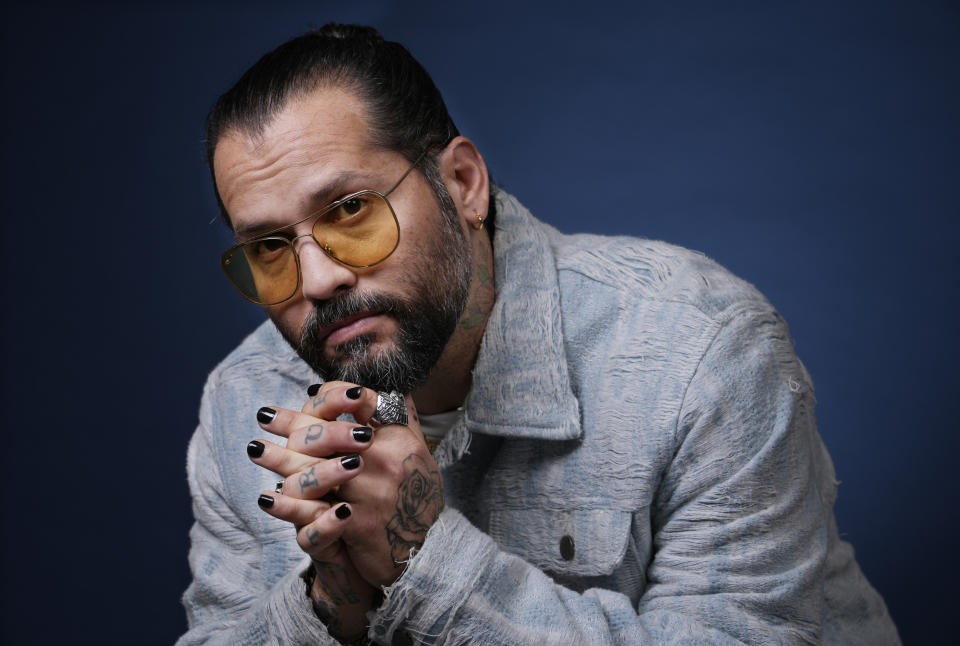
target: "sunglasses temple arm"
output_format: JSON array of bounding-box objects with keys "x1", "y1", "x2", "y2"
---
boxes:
[{"x1": 384, "y1": 144, "x2": 441, "y2": 197}]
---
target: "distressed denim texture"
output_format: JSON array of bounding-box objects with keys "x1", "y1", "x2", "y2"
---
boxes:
[{"x1": 179, "y1": 190, "x2": 900, "y2": 645}]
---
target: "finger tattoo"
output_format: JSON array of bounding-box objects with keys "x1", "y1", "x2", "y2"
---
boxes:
[
  {"x1": 299, "y1": 466, "x2": 320, "y2": 491},
  {"x1": 311, "y1": 392, "x2": 328, "y2": 410},
  {"x1": 304, "y1": 423, "x2": 324, "y2": 444}
]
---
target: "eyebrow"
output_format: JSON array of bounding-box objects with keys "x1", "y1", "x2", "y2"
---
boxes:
[{"x1": 233, "y1": 170, "x2": 378, "y2": 241}]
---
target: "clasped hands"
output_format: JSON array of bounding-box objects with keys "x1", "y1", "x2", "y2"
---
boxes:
[{"x1": 246, "y1": 381, "x2": 444, "y2": 637}]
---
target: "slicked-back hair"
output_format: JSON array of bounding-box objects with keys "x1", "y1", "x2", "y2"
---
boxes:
[{"x1": 205, "y1": 23, "x2": 495, "y2": 230}]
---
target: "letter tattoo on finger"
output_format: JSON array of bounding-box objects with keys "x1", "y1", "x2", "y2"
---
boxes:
[
  {"x1": 299, "y1": 466, "x2": 320, "y2": 492},
  {"x1": 312, "y1": 391, "x2": 328, "y2": 410},
  {"x1": 304, "y1": 423, "x2": 324, "y2": 444}
]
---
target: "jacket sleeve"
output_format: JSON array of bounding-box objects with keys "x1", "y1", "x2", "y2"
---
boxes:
[
  {"x1": 367, "y1": 305, "x2": 894, "y2": 645},
  {"x1": 176, "y1": 384, "x2": 338, "y2": 646}
]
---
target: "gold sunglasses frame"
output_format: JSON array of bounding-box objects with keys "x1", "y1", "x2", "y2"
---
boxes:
[{"x1": 221, "y1": 146, "x2": 436, "y2": 306}]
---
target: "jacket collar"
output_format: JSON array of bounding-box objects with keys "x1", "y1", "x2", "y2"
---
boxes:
[{"x1": 462, "y1": 191, "x2": 583, "y2": 441}]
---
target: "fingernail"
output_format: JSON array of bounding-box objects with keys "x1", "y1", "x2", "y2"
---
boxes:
[
  {"x1": 352, "y1": 426, "x2": 373, "y2": 442},
  {"x1": 340, "y1": 454, "x2": 361, "y2": 470},
  {"x1": 275, "y1": 480, "x2": 284, "y2": 493},
  {"x1": 307, "y1": 383, "x2": 322, "y2": 396},
  {"x1": 258, "y1": 494, "x2": 274, "y2": 509},
  {"x1": 246, "y1": 440, "x2": 265, "y2": 458},
  {"x1": 257, "y1": 407, "x2": 276, "y2": 424},
  {"x1": 335, "y1": 503, "x2": 351, "y2": 519},
  {"x1": 345, "y1": 386, "x2": 363, "y2": 400}
]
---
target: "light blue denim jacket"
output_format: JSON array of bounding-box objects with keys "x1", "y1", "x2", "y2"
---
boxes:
[{"x1": 180, "y1": 191, "x2": 899, "y2": 645}]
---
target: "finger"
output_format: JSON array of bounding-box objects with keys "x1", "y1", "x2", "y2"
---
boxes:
[
  {"x1": 255, "y1": 405, "x2": 335, "y2": 440},
  {"x1": 304, "y1": 382, "x2": 378, "y2": 424},
  {"x1": 280, "y1": 454, "x2": 363, "y2": 499},
  {"x1": 255, "y1": 491, "x2": 330, "y2": 527},
  {"x1": 403, "y1": 394, "x2": 421, "y2": 433},
  {"x1": 335, "y1": 424, "x2": 436, "y2": 503},
  {"x1": 246, "y1": 438, "x2": 319, "y2": 476},
  {"x1": 296, "y1": 503, "x2": 354, "y2": 559},
  {"x1": 285, "y1": 420, "x2": 374, "y2": 457}
]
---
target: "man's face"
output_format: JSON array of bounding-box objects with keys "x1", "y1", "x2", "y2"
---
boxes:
[{"x1": 213, "y1": 87, "x2": 471, "y2": 392}]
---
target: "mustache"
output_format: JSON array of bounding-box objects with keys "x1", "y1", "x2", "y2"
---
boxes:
[{"x1": 300, "y1": 291, "x2": 412, "y2": 344}]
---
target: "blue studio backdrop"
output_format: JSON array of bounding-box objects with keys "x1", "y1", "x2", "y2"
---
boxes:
[{"x1": 2, "y1": 2, "x2": 957, "y2": 644}]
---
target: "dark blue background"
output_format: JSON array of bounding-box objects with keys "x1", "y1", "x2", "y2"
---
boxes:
[{"x1": 2, "y1": 1, "x2": 956, "y2": 644}]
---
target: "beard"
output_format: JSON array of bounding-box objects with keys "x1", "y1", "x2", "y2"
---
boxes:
[{"x1": 275, "y1": 183, "x2": 473, "y2": 394}]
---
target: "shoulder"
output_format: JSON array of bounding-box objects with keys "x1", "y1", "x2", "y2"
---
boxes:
[
  {"x1": 548, "y1": 229, "x2": 772, "y2": 325},
  {"x1": 492, "y1": 189, "x2": 781, "y2": 353},
  {"x1": 544, "y1": 228, "x2": 797, "y2": 394}
]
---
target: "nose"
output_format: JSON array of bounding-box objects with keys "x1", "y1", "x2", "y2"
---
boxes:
[{"x1": 294, "y1": 237, "x2": 358, "y2": 301}]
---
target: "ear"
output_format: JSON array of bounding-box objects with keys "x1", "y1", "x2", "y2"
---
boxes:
[{"x1": 438, "y1": 136, "x2": 490, "y2": 228}]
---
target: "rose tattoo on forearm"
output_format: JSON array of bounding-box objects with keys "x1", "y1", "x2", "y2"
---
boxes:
[{"x1": 385, "y1": 454, "x2": 444, "y2": 566}]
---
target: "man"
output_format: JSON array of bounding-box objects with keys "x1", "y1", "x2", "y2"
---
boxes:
[{"x1": 179, "y1": 24, "x2": 900, "y2": 645}]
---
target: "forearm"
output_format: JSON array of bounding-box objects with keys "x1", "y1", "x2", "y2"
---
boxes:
[
  {"x1": 370, "y1": 509, "x2": 653, "y2": 645},
  {"x1": 180, "y1": 512, "x2": 375, "y2": 646},
  {"x1": 371, "y1": 508, "x2": 823, "y2": 646},
  {"x1": 178, "y1": 539, "x2": 337, "y2": 645}
]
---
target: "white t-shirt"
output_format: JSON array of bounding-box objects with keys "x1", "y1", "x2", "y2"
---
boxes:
[{"x1": 419, "y1": 407, "x2": 463, "y2": 450}]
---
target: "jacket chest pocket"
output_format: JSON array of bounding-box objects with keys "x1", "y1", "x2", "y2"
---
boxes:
[{"x1": 488, "y1": 507, "x2": 633, "y2": 577}]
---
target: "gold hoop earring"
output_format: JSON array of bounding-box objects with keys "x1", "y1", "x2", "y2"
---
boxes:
[{"x1": 472, "y1": 210, "x2": 485, "y2": 231}]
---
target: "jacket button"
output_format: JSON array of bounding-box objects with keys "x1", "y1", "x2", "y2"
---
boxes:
[{"x1": 560, "y1": 535, "x2": 575, "y2": 561}]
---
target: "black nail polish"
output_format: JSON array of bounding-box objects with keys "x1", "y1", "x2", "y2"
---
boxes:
[
  {"x1": 257, "y1": 407, "x2": 276, "y2": 424},
  {"x1": 335, "y1": 504, "x2": 351, "y2": 519},
  {"x1": 352, "y1": 426, "x2": 373, "y2": 442},
  {"x1": 345, "y1": 386, "x2": 363, "y2": 400},
  {"x1": 307, "y1": 383, "x2": 322, "y2": 396},
  {"x1": 340, "y1": 454, "x2": 361, "y2": 470},
  {"x1": 246, "y1": 440, "x2": 265, "y2": 458},
  {"x1": 258, "y1": 494, "x2": 274, "y2": 509}
]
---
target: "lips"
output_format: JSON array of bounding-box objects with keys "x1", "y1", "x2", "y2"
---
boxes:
[{"x1": 317, "y1": 311, "x2": 380, "y2": 346}]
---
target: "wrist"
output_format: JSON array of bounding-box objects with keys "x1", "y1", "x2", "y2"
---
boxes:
[{"x1": 302, "y1": 562, "x2": 375, "y2": 645}]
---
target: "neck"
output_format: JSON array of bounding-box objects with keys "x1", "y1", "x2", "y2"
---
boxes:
[{"x1": 413, "y1": 228, "x2": 495, "y2": 415}]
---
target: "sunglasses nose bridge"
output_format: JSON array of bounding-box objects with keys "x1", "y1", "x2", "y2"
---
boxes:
[
  {"x1": 290, "y1": 230, "x2": 338, "y2": 266},
  {"x1": 295, "y1": 235, "x2": 358, "y2": 301},
  {"x1": 289, "y1": 230, "x2": 315, "y2": 246}
]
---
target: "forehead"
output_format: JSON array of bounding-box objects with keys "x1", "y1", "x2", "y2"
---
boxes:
[{"x1": 213, "y1": 87, "x2": 390, "y2": 230}]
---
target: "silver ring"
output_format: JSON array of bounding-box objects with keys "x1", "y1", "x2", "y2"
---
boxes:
[{"x1": 371, "y1": 390, "x2": 408, "y2": 426}]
